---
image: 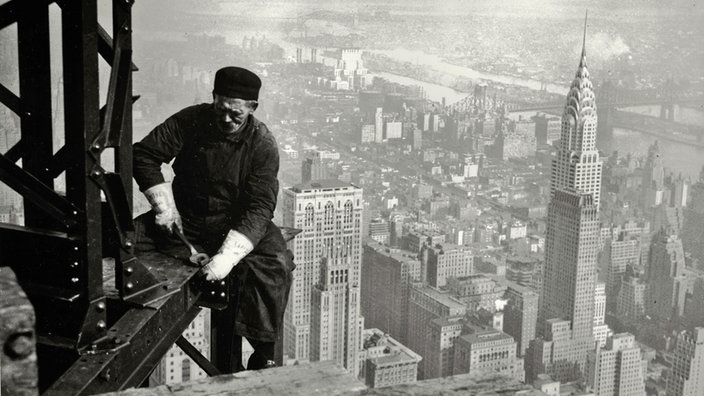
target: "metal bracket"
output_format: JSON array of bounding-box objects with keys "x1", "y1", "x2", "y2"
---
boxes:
[{"x1": 117, "y1": 252, "x2": 174, "y2": 307}]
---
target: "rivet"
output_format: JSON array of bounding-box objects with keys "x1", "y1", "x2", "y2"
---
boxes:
[
  {"x1": 96, "y1": 320, "x2": 106, "y2": 330},
  {"x1": 125, "y1": 240, "x2": 133, "y2": 247},
  {"x1": 210, "y1": 291, "x2": 215, "y2": 295},
  {"x1": 71, "y1": 261, "x2": 79, "y2": 268},
  {"x1": 125, "y1": 266, "x2": 133, "y2": 274},
  {"x1": 93, "y1": 143, "x2": 101, "y2": 150},
  {"x1": 74, "y1": 246, "x2": 79, "y2": 251},
  {"x1": 123, "y1": 25, "x2": 129, "y2": 32},
  {"x1": 93, "y1": 170, "x2": 101, "y2": 176},
  {"x1": 72, "y1": 210, "x2": 78, "y2": 215},
  {"x1": 113, "y1": 337, "x2": 122, "y2": 344},
  {"x1": 220, "y1": 281, "x2": 226, "y2": 286},
  {"x1": 25, "y1": 112, "x2": 31, "y2": 117},
  {"x1": 71, "y1": 277, "x2": 79, "y2": 283},
  {"x1": 96, "y1": 302, "x2": 106, "y2": 312},
  {"x1": 126, "y1": 282, "x2": 133, "y2": 289},
  {"x1": 220, "y1": 292, "x2": 226, "y2": 298}
]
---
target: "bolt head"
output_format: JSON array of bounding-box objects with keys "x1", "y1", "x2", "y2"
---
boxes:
[
  {"x1": 126, "y1": 282, "x2": 133, "y2": 289},
  {"x1": 125, "y1": 266, "x2": 133, "y2": 274},
  {"x1": 97, "y1": 320, "x2": 106, "y2": 330},
  {"x1": 96, "y1": 302, "x2": 106, "y2": 312}
]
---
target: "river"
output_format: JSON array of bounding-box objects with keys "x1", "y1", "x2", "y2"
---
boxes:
[
  {"x1": 215, "y1": 33, "x2": 704, "y2": 179},
  {"x1": 367, "y1": 48, "x2": 568, "y2": 96}
]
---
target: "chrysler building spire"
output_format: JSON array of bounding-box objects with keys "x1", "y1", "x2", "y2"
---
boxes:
[{"x1": 550, "y1": 9, "x2": 602, "y2": 209}]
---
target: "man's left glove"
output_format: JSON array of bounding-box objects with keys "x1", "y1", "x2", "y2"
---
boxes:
[{"x1": 202, "y1": 230, "x2": 254, "y2": 281}]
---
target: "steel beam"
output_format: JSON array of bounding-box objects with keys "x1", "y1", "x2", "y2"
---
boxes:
[
  {"x1": 60, "y1": 0, "x2": 107, "y2": 349},
  {"x1": 0, "y1": 82, "x2": 21, "y2": 115},
  {"x1": 46, "y1": 254, "x2": 205, "y2": 394},
  {"x1": 176, "y1": 336, "x2": 221, "y2": 377},
  {"x1": 0, "y1": 154, "x2": 80, "y2": 228},
  {"x1": 112, "y1": 0, "x2": 135, "y2": 210},
  {"x1": 17, "y1": 0, "x2": 55, "y2": 228}
]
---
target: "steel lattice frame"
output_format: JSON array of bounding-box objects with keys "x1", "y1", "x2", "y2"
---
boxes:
[{"x1": 0, "y1": 1, "x2": 226, "y2": 393}]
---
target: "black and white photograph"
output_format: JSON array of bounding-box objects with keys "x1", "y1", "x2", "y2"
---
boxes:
[{"x1": 1, "y1": 0, "x2": 703, "y2": 394}]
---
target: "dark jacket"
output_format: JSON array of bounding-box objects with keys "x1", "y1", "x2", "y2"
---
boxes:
[
  {"x1": 133, "y1": 103, "x2": 292, "y2": 341},
  {"x1": 134, "y1": 103, "x2": 278, "y2": 247}
]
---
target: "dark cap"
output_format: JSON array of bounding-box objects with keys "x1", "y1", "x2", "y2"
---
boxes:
[{"x1": 213, "y1": 66, "x2": 261, "y2": 101}]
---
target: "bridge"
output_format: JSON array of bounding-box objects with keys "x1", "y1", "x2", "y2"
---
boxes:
[{"x1": 507, "y1": 96, "x2": 704, "y2": 115}]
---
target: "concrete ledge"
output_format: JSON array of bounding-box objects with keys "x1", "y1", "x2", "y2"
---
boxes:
[
  {"x1": 362, "y1": 372, "x2": 545, "y2": 395},
  {"x1": 101, "y1": 361, "x2": 546, "y2": 396},
  {"x1": 105, "y1": 361, "x2": 366, "y2": 396}
]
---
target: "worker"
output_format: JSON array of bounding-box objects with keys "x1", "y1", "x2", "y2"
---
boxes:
[{"x1": 132, "y1": 66, "x2": 293, "y2": 372}]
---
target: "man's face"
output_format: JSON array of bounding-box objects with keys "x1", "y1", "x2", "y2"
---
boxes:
[{"x1": 212, "y1": 94, "x2": 256, "y2": 133}]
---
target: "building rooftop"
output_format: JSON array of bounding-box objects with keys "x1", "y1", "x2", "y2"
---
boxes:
[
  {"x1": 289, "y1": 179, "x2": 359, "y2": 193},
  {"x1": 460, "y1": 329, "x2": 514, "y2": 345},
  {"x1": 365, "y1": 239, "x2": 420, "y2": 263},
  {"x1": 413, "y1": 284, "x2": 467, "y2": 310}
]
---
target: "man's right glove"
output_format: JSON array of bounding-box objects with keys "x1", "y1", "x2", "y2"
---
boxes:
[{"x1": 144, "y1": 182, "x2": 182, "y2": 235}]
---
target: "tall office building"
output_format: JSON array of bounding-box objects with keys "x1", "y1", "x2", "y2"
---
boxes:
[
  {"x1": 600, "y1": 235, "x2": 640, "y2": 305},
  {"x1": 407, "y1": 284, "x2": 466, "y2": 379},
  {"x1": 361, "y1": 240, "x2": 421, "y2": 344},
  {"x1": 593, "y1": 282, "x2": 612, "y2": 348},
  {"x1": 647, "y1": 229, "x2": 687, "y2": 321},
  {"x1": 529, "y1": 190, "x2": 600, "y2": 382},
  {"x1": 683, "y1": 171, "x2": 704, "y2": 271},
  {"x1": 549, "y1": 21, "x2": 602, "y2": 210},
  {"x1": 666, "y1": 327, "x2": 704, "y2": 396},
  {"x1": 586, "y1": 333, "x2": 647, "y2": 396},
  {"x1": 281, "y1": 180, "x2": 363, "y2": 364},
  {"x1": 503, "y1": 281, "x2": 539, "y2": 356},
  {"x1": 528, "y1": 18, "x2": 602, "y2": 383},
  {"x1": 426, "y1": 243, "x2": 474, "y2": 288},
  {"x1": 310, "y1": 248, "x2": 363, "y2": 376},
  {"x1": 616, "y1": 267, "x2": 647, "y2": 320}
]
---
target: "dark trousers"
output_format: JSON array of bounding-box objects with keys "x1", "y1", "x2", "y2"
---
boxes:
[{"x1": 211, "y1": 304, "x2": 275, "y2": 372}]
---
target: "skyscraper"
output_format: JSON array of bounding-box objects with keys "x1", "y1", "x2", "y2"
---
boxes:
[
  {"x1": 647, "y1": 229, "x2": 688, "y2": 321},
  {"x1": 586, "y1": 333, "x2": 647, "y2": 396},
  {"x1": 361, "y1": 239, "x2": 421, "y2": 344},
  {"x1": 666, "y1": 327, "x2": 704, "y2": 396},
  {"x1": 529, "y1": 190, "x2": 600, "y2": 382},
  {"x1": 503, "y1": 281, "x2": 539, "y2": 357},
  {"x1": 310, "y1": 248, "x2": 363, "y2": 376},
  {"x1": 281, "y1": 180, "x2": 363, "y2": 364},
  {"x1": 528, "y1": 15, "x2": 602, "y2": 383},
  {"x1": 549, "y1": 17, "x2": 602, "y2": 210},
  {"x1": 407, "y1": 284, "x2": 466, "y2": 379}
]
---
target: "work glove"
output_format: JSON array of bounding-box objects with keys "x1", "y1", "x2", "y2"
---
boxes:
[
  {"x1": 202, "y1": 230, "x2": 254, "y2": 281},
  {"x1": 144, "y1": 182, "x2": 182, "y2": 235}
]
